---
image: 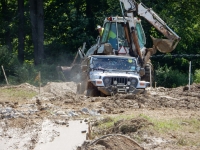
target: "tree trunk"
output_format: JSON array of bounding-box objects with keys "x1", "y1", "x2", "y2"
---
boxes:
[
  {"x1": 1, "y1": 0, "x2": 12, "y2": 52},
  {"x1": 18, "y1": 0, "x2": 25, "y2": 63},
  {"x1": 29, "y1": 0, "x2": 44, "y2": 65},
  {"x1": 37, "y1": 0, "x2": 44, "y2": 64}
]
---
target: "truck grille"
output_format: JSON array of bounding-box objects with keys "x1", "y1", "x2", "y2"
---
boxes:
[
  {"x1": 111, "y1": 77, "x2": 127, "y2": 85},
  {"x1": 103, "y1": 76, "x2": 138, "y2": 87}
]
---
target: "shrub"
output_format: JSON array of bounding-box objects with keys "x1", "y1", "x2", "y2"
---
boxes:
[
  {"x1": 194, "y1": 69, "x2": 200, "y2": 83},
  {"x1": 0, "y1": 45, "x2": 58, "y2": 85},
  {"x1": 0, "y1": 46, "x2": 20, "y2": 84},
  {"x1": 34, "y1": 63, "x2": 58, "y2": 85},
  {"x1": 155, "y1": 65, "x2": 188, "y2": 88}
]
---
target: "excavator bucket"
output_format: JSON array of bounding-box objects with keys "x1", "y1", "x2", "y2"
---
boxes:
[{"x1": 150, "y1": 36, "x2": 179, "y2": 53}]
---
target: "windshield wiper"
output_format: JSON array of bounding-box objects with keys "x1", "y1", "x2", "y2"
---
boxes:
[
  {"x1": 112, "y1": 69, "x2": 136, "y2": 73},
  {"x1": 93, "y1": 67, "x2": 106, "y2": 71}
]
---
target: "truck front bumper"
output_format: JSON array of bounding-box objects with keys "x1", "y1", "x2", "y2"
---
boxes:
[{"x1": 97, "y1": 86, "x2": 146, "y2": 96}]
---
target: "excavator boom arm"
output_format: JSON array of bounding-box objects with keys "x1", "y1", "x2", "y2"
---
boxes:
[
  {"x1": 119, "y1": 0, "x2": 180, "y2": 53},
  {"x1": 137, "y1": 3, "x2": 180, "y2": 40}
]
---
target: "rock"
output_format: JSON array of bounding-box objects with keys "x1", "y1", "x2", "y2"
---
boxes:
[
  {"x1": 82, "y1": 108, "x2": 89, "y2": 114},
  {"x1": 183, "y1": 86, "x2": 189, "y2": 91},
  {"x1": 55, "y1": 120, "x2": 67, "y2": 125},
  {"x1": 188, "y1": 103, "x2": 195, "y2": 109},
  {"x1": 68, "y1": 111, "x2": 78, "y2": 117}
]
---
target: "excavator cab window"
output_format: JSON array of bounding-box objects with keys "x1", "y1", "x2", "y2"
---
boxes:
[
  {"x1": 117, "y1": 23, "x2": 128, "y2": 47},
  {"x1": 135, "y1": 22, "x2": 146, "y2": 48},
  {"x1": 101, "y1": 22, "x2": 128, "y2": 50},
  {"x1": 101, "y1": 22, "x2": 118, "y2": 50},
  {"x1": 101, "y1": 23, "x2": 110, "y2": 43}
]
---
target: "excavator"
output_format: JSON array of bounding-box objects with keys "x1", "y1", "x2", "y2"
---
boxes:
[{"x1": 62, "y1": 0, "x2": 180, "y2": 96}]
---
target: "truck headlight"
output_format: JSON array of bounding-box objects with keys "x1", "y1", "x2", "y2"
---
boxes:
[
  {"x1": 103, "y1": 77, "x2": 111, "y2": 86},
  {"x1": 130, "y1": 78, "x2": 137, "y2": 85}
]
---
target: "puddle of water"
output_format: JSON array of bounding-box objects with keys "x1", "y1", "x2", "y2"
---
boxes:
[{"x1": 34, "y1": 120, "x2": 88, "y2": 150}]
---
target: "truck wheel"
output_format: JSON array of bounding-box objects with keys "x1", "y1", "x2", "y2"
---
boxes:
[
  {"x1": 100, "y1": 92, "x2": 106, "y2": 97},
  {"x1": 141, "y1": 89, "x2": 148, "y2": 95},
  {"x1": 86, "y1": 82, "x2": 100, "y2": 97}
]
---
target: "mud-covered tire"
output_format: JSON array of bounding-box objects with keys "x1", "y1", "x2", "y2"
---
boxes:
[
  {"x1": 100, "y1": 92, "x2": 107, "y2": 97},
  {"x1": 140, "y1": 89, "x2": 148, "y2": 95},
  {"x1": 86, "y1": 82, "x2": 100, "y2": 97}
]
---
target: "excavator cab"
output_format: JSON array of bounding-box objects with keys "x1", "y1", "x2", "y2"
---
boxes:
[{"x1": 100, "y1": 17, "x2": 147, "y2": 58}]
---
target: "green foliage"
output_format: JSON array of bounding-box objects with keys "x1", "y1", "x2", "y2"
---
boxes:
[
  {"x1": 194, "y1": 69, "x2": 200, "y2": 83},
  {"x1": 10, "y1": 63, "x2": 58, "y2": 86},
  {"x1": 35, "y1": 63, "x2": 58, "y2": 85},
  {"x1": 155, "y1": 65, "x2": 188, "y2": 88},
  {"x1": 8, "y1": 63, "x2": 37, "y2": 84},
  {"x1": 0, "y1": 46, "x2": 58, "y2": 85},
  {"x1": 0, "y1": 46, "x2": 20, "y2": 83}
]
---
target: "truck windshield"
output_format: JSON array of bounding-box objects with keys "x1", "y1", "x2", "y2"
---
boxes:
[{"x1": 92, "y1": 57, "x2": 136, "y2": 71}]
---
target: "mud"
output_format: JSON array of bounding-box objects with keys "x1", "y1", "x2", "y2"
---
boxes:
[{"x1": 0, "y1": 82, "x2": 200, "y2": 150}]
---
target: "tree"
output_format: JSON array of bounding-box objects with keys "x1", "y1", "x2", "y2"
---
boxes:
[
  {"x1": 18, "y1": 0, "x2": 25, "y2": 63},
  {"x1": 0, "y1": 0, "x2": 14, "y2": 52},
  {"x1": 29, "y1": 0, "x2": 44, "y2": 65}
]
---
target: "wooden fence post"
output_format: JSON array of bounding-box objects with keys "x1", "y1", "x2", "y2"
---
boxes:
[{"x1": 1, "y1": 65, "x2": 9, "y2": 85}]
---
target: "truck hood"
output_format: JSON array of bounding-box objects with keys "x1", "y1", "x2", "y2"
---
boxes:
[{"x1": 89, "y1": 70, "x2": 140, "y2": 79}]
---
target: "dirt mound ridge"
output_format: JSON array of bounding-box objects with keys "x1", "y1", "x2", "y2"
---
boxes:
[
  {"x1": 101, "y1": 84, "x2": 200, "y2": 111},
  {"x1": 78, "y1": 134, "x2": 143, "y2": 150}
]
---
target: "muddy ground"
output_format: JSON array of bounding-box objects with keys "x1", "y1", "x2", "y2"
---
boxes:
[{"x1": 0, "y1": 82, "x2": 200, "y2": 150}]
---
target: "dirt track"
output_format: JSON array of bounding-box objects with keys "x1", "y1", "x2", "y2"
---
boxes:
[{"x1": 0, "y1": 82, "x2": 200, "y2": 150}]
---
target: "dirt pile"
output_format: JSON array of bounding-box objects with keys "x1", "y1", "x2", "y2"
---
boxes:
[
  {"x1": 100, "y1": 84, "x2": 200, "y2": 112},
  {"x1": 78, "y1": 134, "x2": 143, "y2": 150}
]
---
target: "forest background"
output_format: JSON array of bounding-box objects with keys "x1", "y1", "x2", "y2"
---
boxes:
[{"x1": 0, "y1": 0, "x2": 199, "y2": 87}]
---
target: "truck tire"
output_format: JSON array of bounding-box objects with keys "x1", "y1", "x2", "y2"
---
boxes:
[{"x1": 86, "y1": 82, "x2": 100, "y2": 97}]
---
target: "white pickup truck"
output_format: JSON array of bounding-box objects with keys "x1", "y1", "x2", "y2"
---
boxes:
[{"x1": 77, "y1": 55, "x2": 149, "y2": 96}]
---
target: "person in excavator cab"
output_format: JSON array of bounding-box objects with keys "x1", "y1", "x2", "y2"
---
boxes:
[
  {"x1": 97, "y1": 25, "x2": 104, "y2": 37},
  {"x1": 97, "y1": 25, "x2": 117, "y2": 50}
]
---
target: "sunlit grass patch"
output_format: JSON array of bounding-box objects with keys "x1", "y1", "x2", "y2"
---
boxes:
[
  {"x1": 1, "y1": 88, "x2": 37, "y2": 99},
  {"x1": 96, "y1": 114, "x2": 136, "y2": 129},
  {"x1": 139, "y1": 114, "x2": 200, "y2": 147},
  {"x1": 93, "y1": 113, "x2": 200, "y2": 147}
]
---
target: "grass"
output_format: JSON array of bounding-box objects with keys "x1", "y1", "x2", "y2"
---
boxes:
[
  {"x1": 97, "y1": 114, "x2": 136, "y2": 129},
  {"x1": 0, "y1": 88, "x2": 37, "y2": 101},
  {"x1": 94, "y1": 113, "x2": 200, "y2": 147},
  {"x1": 139, "y1": 113, "x2": 200, "y2": 147}
]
